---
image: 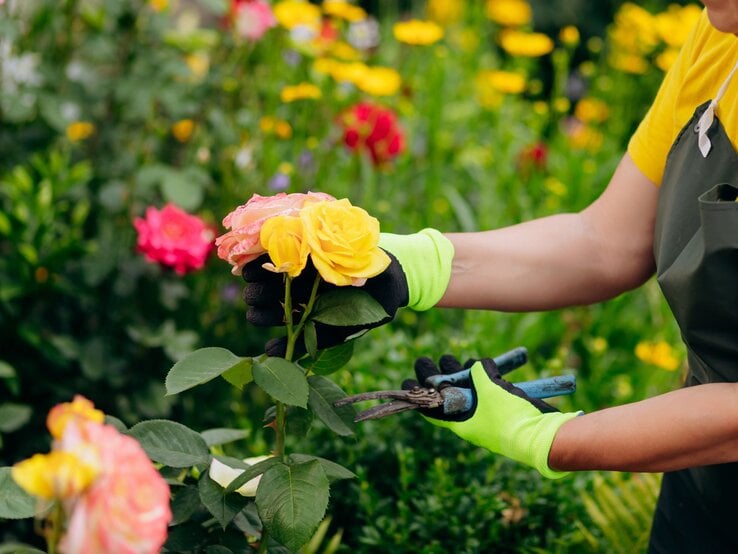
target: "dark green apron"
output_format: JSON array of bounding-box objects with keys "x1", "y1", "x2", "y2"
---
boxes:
[{"x1": 648, "y1": 72, "x2": 738, "y2": 552}]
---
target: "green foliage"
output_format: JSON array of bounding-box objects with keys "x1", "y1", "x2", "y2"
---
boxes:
[
  {"x1": 578, "y1": 472, "x2": 661, "y2": 553},
  {"x1": 1, "y1": 0, "x2": 691, "y2": 551}
]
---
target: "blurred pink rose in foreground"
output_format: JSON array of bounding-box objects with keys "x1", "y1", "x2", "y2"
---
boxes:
[
  {"x1": 134, "y1": 203, "x2": 215, "y2": 275},
  {"x1": 59, "y1": 421, "x2": 171, "y2": 554},
  {"x1": 216, "y1": 192, "x2": 335, "y2": 275},
  {"x1": 231, "y1": 0, "x2": 277, "y2": 41}
]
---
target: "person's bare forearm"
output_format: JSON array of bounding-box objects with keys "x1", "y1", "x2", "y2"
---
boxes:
[
  {"x1": 438, "y1": 155, "x2": 659, "y2": 311},
  {"x1": 549, "y1": 383, "x2": 738, "y2": 472}
]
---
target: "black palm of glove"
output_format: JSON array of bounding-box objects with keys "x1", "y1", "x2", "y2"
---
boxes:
[
  {"x1": 242, "y1": 252, "x2": 409, "y2": 357},
  {"x1": 402, "y1": 355, "x2": 558, "y2": 421}
]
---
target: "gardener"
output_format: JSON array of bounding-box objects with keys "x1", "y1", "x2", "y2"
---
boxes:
[{"x1": 243, "y1": 4, "x2": 738, "y2": 552}]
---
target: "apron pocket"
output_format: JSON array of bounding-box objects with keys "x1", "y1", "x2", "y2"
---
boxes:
[{"x1": 698, "y1": 183, "x2": 738, "y2": 249}]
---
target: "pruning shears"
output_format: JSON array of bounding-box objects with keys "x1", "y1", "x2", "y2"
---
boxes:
[{"x1": 334, "y1": 347, "x2": 576, "y2": 422}]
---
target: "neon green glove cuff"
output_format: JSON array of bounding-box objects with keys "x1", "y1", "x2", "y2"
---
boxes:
[
  {"x1": 378, "y1": 229, "x2": 454, "y2": 311},
  {"x1": 428, "y1": 363, "x2": 581, "y2": 479}
]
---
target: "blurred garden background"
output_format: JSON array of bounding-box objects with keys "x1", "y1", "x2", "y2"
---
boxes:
[{"x1": 0, "y1": 0, "x2": 699, "y2": 551}]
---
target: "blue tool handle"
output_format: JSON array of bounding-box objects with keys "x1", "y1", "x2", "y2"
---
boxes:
[
  {"x1": 441, "y1": 374, "x2": 577, "y2": 415},
  {"x1": 425, "y1": 347, "x2": 528, "y2": 389}
]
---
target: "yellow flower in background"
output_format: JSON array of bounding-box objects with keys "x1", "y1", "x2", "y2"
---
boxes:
[
  {"x1": 393, "y1": 20, "x2": 444, "y2": 46},
  {"x1": 330, "y1": 60, "x2": 369, "y2": 83},
  {"x1": 559, "y1": 25, "x2": 579, "y2": 46},
  {"x1": 568, "y1": 124, "x2": 603, "y2": 152},
  {"x1": 609, "y1": 52, "x2": 649, "y2": 74},
  {"x1": 656, "y1": 48, "x2": 680, "y2": 72},
  {"x1": 322, "y1": 0, "x2": 367, "y2": 22},
  {"x1": 610, "y1": 3, "x2": 658, "y2": 55},
  {"x1": 47, "y1": 395, "x2": 105, "y2": 439},
  {"x1": 66, "y1": 121, "x2": 95, "y2": 142},
  {"x1": 499, "y1": 30, "x2": 553, "y2": 57},
  {"x1": 260, "y1": 215, "x2": 309, "y2": 277},
  {"x1": 280, "y1": 82, "x2": 322, "y2": 103},
  {"x1": 477, "y1": 69, "x2": 526, "y2": 94},
  {"x1": 655, "y1": 4, "x2": 701, "y2": 48},
  {"x1": 300, "y1": 199, "x2": 391, "y2": 287},
  {"x1": 355, "y1": 66, "x2": 402, "y2": 96},
  {"x1": 544, "y1": 177, "x2": 567, "y2": 197},
  {"x1": 259, "y1": 116, "x2": 293, "y2": 139},
  {"x1": 185, "y1": 52, "x2": 210, "y2": 81},
  {"x1": 12, "y1": 451, "x2": 99, "y2": 500},
  {"x1": 427, "y1": 0, "x2": 464, "y2": 25},
  {"x1": 635, "y1": 340, "x2": 681, "y2": 371},
  {"x1": 330, "y1": 41, "x2": 362, "y2": 60},
  {"x1": 485, "y1": 0, "x2": 532, "y2": 27},
  {"x1": 273, "y1": 0, "x2": 321, "y2": 29},
  {"x1": 553, "y1": 97, "x2": 570, "y2": 113},
  {"x1": 172, "y1": 119, "x2": 195, "y2": 142},
  {"x1": 149, "y1": 0, "x2": 168, "y2": 11},
  {"x1": 574, "y1": 98, "x2": 610, "y2": 124}
]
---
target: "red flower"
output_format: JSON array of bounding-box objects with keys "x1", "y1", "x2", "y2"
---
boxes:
[
  {"x1": 134, "y1": 204, "x2": 215, "y2": 275},
  {"x1": 339, "y1": 102, "x2": 405, "y2": 166},
  {"x1": 517, "y1": 141, "x2": 548, "y2": 174}
]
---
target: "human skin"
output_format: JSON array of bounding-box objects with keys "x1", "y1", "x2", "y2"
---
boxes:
[
  {"x1": 701, "y1": 0, "x2": 738, "y2": 34},
  {"x1": 437, "y1": 153, "x2": 738, "y2": 472}
]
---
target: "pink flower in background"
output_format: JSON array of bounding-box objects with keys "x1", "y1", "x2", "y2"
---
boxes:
[
  {"x1": 216, "y1": 191, "x2": 335, "y2": 275},
  {"x1": 231, "y1": 0, "x2": 277, "y2": 41},
  {"x1": 58, "y1": 421, "x2": 171, "y2": 554},
  {"x1": 134, "y1": 204, "x2": 215, "y2": 275},
  {"x1": 339, "y1": 102, "x2": 405, "y2": 166}
]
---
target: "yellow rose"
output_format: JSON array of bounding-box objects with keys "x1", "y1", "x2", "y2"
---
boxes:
[
  {"x1": 12, "y1": 451, "x2": 99, "y2": 500},
  {"x1": 300, "y1": 199, "x2": 390, "y2": 286},
  {"x1": 259, "y1": 215, "x2": 309, "y2": 277}
]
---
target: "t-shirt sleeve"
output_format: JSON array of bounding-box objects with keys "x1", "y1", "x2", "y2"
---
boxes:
[{"x1": 627, "y1": 14, "x2": 703, "y2": 185}]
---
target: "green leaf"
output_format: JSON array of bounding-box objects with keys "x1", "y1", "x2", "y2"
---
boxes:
[
  {"x1": 170, "y1": 485, "x2": 201, "y2": 525},
  {"x1": 201, "y1": 428, "x2": 250, "y2": 447},
  {"x1": 311, "y1": 289, "x2": 388, "y2": 326},
  {"x1": 166, "y1": 348, "x2": 251, "y2": 396},
  {"x1": 288, "y1": 454, "x2": 356, "y2": 483},
  {"x1": 221, "y1": 359, "x2": 254, "y2": 390},
  {"x1": 253, "y1": 358, "x2": 309, "y2": 408},
  {"x1": 0, "y1": 467, "x2": 37, "y2": 519},
  {"x1": 225, "y1": 456, "x2": 281, "y2": 494},
  {"x1": 304, "y1": 321, "x2": 318, "y2": 359},
  {"x1": 301, "y1": 341, "x2": 354, "y2": 376},
  {"x1": 0, "y1": 545, "x2": 46, "y2": 554},
  {"x1": 0, "y1": 403, "x2": 32, "y2": 433},
  {"x1": 161, "y1": 169, "x2": 205, "y2": 211},
  {"x1": 128, "y1": 420, "x2": 210, "y2": 468},
  {"x1": 104, "y1": 415, "x2": 128, "y2": 432},
  {"x1": 307, "y1": 376, "x2": 356, "y2": 437},
  {"x1": 0, "y1": 360, "x2": 16, "y2": 379},
  {"x1": 256, "y1": 461, "x2": 330, "y2": 552},
  {"x1": 198, "y1": 469, "x2": 250, "y2": 529}
]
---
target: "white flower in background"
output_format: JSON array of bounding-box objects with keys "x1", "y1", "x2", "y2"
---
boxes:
[
  {"x1": 290, "y1": 24, "x2": 317, "y2": 44},
  {"x1": 0, "y1": 40, "x2": 42, "y2": 94},
  {"x1": 234, "y1": 144, "x2": 254, "y2": 169},
  {"x1": 209, "y1": 455, "x2": 273, "y2": 497},
  {"x1": 61, "y1": 102, "x2": 81, "y2": 122},
  {"x1": 348, "y1": 17, "x2": 380, "y2": 51}
]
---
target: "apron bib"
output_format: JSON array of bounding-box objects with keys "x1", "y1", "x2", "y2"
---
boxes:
[{"x1": 649, "y1": 63, "x2": 738, "y2": 553}]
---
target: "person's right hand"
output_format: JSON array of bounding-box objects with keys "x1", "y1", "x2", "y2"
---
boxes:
[{"x1": 242, "y1": 251, "x2": 409, "y2": 357}]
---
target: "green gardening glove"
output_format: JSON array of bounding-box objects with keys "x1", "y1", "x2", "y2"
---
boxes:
[{"x1": 403, "y1": 355, "x2": 581, "y2": 479}]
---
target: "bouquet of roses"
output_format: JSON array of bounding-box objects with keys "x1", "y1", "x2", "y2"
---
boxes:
[{"x1": 164, "y1": 192, "x2": 393, "y2": 552}]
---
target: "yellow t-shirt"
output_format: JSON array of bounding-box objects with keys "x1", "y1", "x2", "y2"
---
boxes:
[{"x1": 628, "y1": 10, "x2": 738, "y2": 185}]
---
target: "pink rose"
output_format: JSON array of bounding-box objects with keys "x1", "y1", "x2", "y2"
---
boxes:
[
  {"x1": 133, "y1": 203, "x2": 215, "y2": 275},
  {"x1": 216, "y1": 192, "x2": 335, "y2": 275},
  {"x1": 59, "y1": 422, "x2": 171, "y2": 554},
  {"x1": 231, "y1": 0, "x2": 277, "y2": 41}
]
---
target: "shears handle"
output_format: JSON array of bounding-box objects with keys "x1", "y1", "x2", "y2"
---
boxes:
[{"x1": 423, "y1": 347, "x2": 577, "y2": 415}]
